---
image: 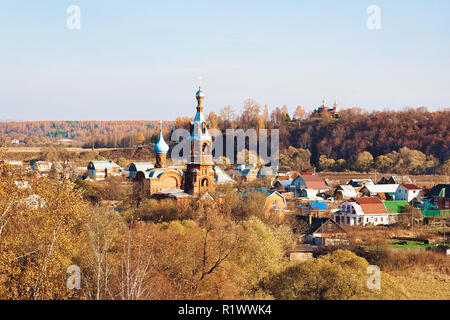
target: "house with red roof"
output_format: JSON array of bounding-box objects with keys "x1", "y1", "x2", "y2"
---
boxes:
[
  {"x1": 289, "y1": 174, "x2": 329, "y2": 199},
  {"x1": 395, "y1": 184, "x2": 421, "y2": 202},
  {"x1": 333, "y1": 197, "x2": 391, "y2": 226}
]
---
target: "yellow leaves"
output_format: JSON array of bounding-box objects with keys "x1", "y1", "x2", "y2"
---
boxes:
[
  {"x1": 263, "y1": 250, "x2": 370, "y2": 300},
  {"x1": 235, "y1": 217, "x2": 294, "y2": 293},
  {"x1": 136, "y1": 132, "x2": 145, "y2": 145},
  {"x1": 0, "y1": 175, "x2": 92, "y2": 299}
]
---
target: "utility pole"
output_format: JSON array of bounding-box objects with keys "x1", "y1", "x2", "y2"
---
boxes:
[{"x1": 444, "y1": 218, "x2": 446, "y2": 246}]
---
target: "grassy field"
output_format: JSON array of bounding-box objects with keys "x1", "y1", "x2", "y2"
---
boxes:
[{"x1": 359, "y1": 273, "x2": 450, "y2": 300}]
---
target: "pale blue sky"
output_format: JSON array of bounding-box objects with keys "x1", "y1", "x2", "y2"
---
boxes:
[{"x1": 0, "y1": 0, "x2": 449, "y2": 120}]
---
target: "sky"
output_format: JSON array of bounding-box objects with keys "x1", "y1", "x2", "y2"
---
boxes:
[{"x1": 0, "y1": 0, "x2": 449, "y2": 120}]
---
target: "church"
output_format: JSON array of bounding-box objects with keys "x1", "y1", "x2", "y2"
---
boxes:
[
  {"x1": 316, "y1": 99, "x2": 339, "y2": 119},
  {"x1": 134, "y1": 87, "x2": 216, "y2": 199}
]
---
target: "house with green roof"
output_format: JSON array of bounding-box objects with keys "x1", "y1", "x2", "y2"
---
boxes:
[{"x1": 383, "y1": 200, "x2": 408, "y2": 224}]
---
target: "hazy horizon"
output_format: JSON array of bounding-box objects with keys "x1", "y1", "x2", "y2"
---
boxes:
[
  {"x1": 0, "y1": 105, "x2": 449, "y2": 123},
  {"x1": 1, "y1": 0, "x2": 449, "y2": 121}
]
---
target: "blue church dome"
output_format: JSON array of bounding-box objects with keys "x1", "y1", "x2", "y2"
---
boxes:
[{"x1": 154, "y1": 131, "x2": 169, "y2": 154}]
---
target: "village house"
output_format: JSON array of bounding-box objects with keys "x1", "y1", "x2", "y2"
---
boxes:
[
  {"x1": 359, "y1": 184, "x2": 399, "y2": 200},
  {"x1": 378, "y1": 175, "x2": 413, "y2": 185},
  {"x1": 275, "y1": 168, "x2": 298, "y2": 181},
  {"x1": 425, "y1": 184, "x2": 450, "y2": 210},
  {"x1": 257, "y1": 166, "x2": 277, "y2": 180},
  {"x1": 294, "y1": 216, "x2": 348, "y2": 246},
  {"x1": 271, "y1": 179, "x2": 293, "y2": 193},
  {"x1": 214, "y1": 166, "x2": 233, "y2": 184},
  {"x1": 334, "y1": 197, "x2": 390, "y2": 226},
  {"x1": 233, "y1": 165, "x2": 259, "y2": 182},
  {"x1": 289, "y1": 174, "x2": 328, "y2": 199},
  {"x1": 347, "y1": 178, "x2": 374, "y2": 189},
  {"x1": 87, "y1": 161, "x2": 122, "y2": 181},
  {"x1": 264, "y1": 191, "x2": 287, "y2": 219},
  {"x1": 383, "y1": 200, "x2": 408, "y2": 224},
  {"x1": 395, "y1": 184, "x2": 422, "y2": 202},
  {"x1": 334, "y1": 185, "x2": 358, "y2": 200},
  {"x1": 31, "y1": 161, "x2": 53, "y2": 176}
]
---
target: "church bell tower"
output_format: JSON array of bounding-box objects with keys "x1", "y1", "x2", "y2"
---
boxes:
[{"x1": 183, "y1": 87, "x2": 215, "y2": 195}]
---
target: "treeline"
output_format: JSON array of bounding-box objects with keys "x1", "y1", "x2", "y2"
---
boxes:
[
  {"x1": 197, "y1": 101, "x2": 450, "y2": 174},
  {"x1": 279, "y1": 108, "x2": 449, "y2": 164},
  {"x1": 1, "y1": 101, "x2": 448, "y2": 173},
  {"x1": 0, "y1": 120, "x2": 169, "y2": 148}
]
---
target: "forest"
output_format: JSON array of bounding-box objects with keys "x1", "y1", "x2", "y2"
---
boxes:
[{"x1": 1, "y1": 103, "x2": 449, "y2": 175}]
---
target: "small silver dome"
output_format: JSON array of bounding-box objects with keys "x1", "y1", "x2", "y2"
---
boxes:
[{"x1": 196, "y1": 87, "x2": 205, "y2": 99}]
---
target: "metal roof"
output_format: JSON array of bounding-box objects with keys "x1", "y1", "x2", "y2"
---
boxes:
[
  {"x1": 351, "y1": 197, "x2": 388, "y2": 214},
  {"x1": 308, "y1": 201, "x2": 328, "y2": 210},
  {"x1": 295, "y1": 174, "x2": 328, "y2": 190},
  {"x1": 383, "y1": 201, "x2": 408, "y2": 214},
  {"x1": 427, "y1": 184, "x2": 450, "y2": 198},
  {"x1": 129, "y1": 162, "x2": 154, "y2": 171},
  {"x1": 295, "y1": 216, "x2": 346, "y2": 235},
  {"x1": 363, "y1": 184, "x2": 399, "y2": 194},
  {"x1": 89, "y1": 161, "x2": 120, "y2": 170},
  {"x1": 337, "y1": 185, "x2": 357, "y2": 197},
  {"x1": 401, "y1": 184, "x2": 421, "y2": 190}
]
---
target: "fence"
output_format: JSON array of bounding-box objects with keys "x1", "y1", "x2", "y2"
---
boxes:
[{"x1": 422, "y1": 209, "x2": 450, "y2": 218}]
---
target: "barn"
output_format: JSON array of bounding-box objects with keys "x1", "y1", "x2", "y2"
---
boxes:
[{"x1": 88, "y1": 161, "x2": 122, "y2": 180}]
